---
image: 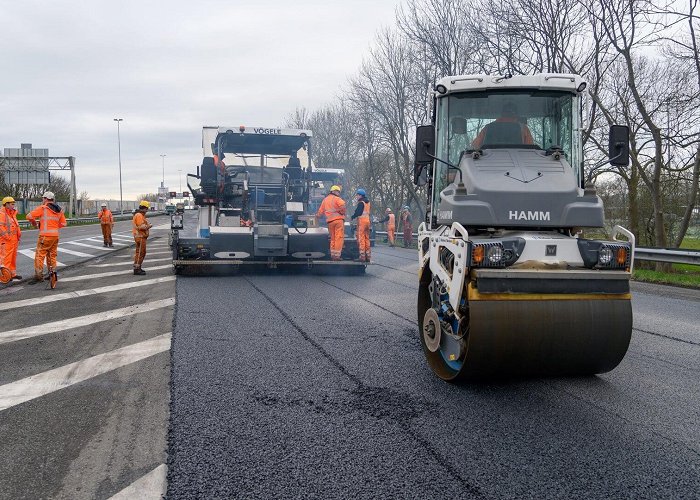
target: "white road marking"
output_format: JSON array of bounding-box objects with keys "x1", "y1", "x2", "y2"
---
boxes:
[
  {"x1": 0, "y1": 298, "x2": 175, "y2": 345},
  {"x1": 18, "y1": 249, "x2": 65, "y2": 267},
  {"x1": 60, "y1": 264, "x2": 172, "y2": 282},
  {"x1": 108, "y1": 464, "x2": 167, "y2": 500},
  {"x1": 89, "y1": 257, "x2": 172, "y2": 267},
  {"x1": 86, "y1": 238, "x2": 127, "y2": 247},
  {"x1": 115, "y1": 251, "x2": 172, "y2": 258},
  {"x1": 64, "y1": 241, "x2": 112, "y2": 251},
  {"x1": 0, "y1": 276, "x2": 176, "y2": 312},
  {"x1": 0, "y1": 333, "x2": 171, "y2": 412},
  {"x1": 56, "y1": 247, "x2": 93, "y2": 257}
]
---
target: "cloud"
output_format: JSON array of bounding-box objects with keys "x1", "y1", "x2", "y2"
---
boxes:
[{"x1": 1, "y1": 0, "x2": 398, "y2": 198}]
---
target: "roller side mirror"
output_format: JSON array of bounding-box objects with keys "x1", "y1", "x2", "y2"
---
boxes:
[
  {"x1": 609, "y1": 125, "x2": 630, "y2": 167},
  {"x1": 415, "y1": 125, "x2": 435, "y2": 166}
]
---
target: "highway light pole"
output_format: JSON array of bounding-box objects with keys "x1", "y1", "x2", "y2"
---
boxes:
[
  {"x1": 160, "y1": 154, "x2": 166, "y2": 187},
  {"x1": 114, "y1": 118, "x2": 124, "y2": 215}
]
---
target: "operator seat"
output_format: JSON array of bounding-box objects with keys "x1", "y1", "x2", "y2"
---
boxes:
[{"x1": 482, "y1": 121, "x2": 523, "y2": 146}]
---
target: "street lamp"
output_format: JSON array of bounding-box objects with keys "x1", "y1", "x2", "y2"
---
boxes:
[
  {"x1": 114, "y1": 118, "x2": 124, "y2": 215},
  {"x1": 160, "y1": 154, "x2": 166, "y2": 187}
]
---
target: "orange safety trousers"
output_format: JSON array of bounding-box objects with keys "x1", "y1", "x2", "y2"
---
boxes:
[
  {"x1": 1, "y1": 238, "x2": 19, "y2": 276},
  {"x1": 356, "y1": 218, "x2": 371, "y2": 262},
  {"x1": 101, "y1": 224, "x2": 113, "y2": 245},
  {"x1": 35, "y1": 236, "x2": 59, "y2": 277},
  {"x1": 328, "y1": 219, "x2": 345, "y2": 260},
  {"x1": 134, "y1": 237, "x2": 147, "y2": 268},
  {"x1": 387, "y1": 225, "x2": 396, "y2": 246}
]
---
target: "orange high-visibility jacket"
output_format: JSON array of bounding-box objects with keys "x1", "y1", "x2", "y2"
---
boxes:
[
  {"x1": 0, "y1": 206, "x2": 21, "y2": 241},
  {"x1": 98, "y1": 208, "x2": 114, "y2": 224},
  {"x1": 316, "y1": 193, "x2": 346, "y2": 223},
  {"x1": 359, "y1": 201, "x2": 371, "y2": 219},
  {"x1": 26, "y1": 203, "x2": 66, "y2": 237},
  {"x1": 385, "y1": 213, "x2": 395, "y2": 229},
  {"x1": 132, "y1": 212, "x2": 150, "y2": 239},
  {"x1": 472, "y1": 117, "x2": 534, "y2": 149}
]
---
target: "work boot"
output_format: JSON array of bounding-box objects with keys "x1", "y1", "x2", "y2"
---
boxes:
[
  {"x1": 12, "y1": 275, "x2": 22, "y2": 281},
  {"x1": 103, "y1": 242, "x2": 108, "y2": 247},
  {"x1": 30, "y1": 275, "x2": 44, "y2": 284},
  {"x1": 133, "y1": 268, "x2": 146, "y2": 275},
  {"x1": 108, "y1": 244, "x2": 113, "y2": 248}
]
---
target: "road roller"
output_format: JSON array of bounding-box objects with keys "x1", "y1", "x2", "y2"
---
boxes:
[{"x1": 413, "y1": 73, "x2": 634, "y2": 380}]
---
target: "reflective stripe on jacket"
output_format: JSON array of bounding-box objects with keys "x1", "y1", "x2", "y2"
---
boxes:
[
  {"x1": 0, "y1": 207, "x2": 21, "y2": 240},
  {"x1": 316, "y1": 193, "x2": 346, "y2": 223},
  {"x1": 27, "y1": 204, "x2": 66, "y2": 236}
]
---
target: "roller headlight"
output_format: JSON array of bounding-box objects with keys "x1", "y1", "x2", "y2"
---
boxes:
[
  {"x1": 487, "y1": 245, "x2": 503, "y2": 264},
  {"x1": 598, "y1": 246, "x2": 613, "y2": 265},
  {"x1": 471, "y1": 242, "x2": 505, "y2": 268}
]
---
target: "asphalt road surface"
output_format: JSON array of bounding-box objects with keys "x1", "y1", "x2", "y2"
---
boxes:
[
  {"x1": 167, "y1": 246, "x2": 700, "y2": 499},
  {"x1": 2, "y1": 216, "x2": 698, "y2": 499}
]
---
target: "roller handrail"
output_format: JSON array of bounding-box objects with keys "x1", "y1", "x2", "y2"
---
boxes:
[{"x1": 17, "y1": 212, "x2": 165, "y2": 229}]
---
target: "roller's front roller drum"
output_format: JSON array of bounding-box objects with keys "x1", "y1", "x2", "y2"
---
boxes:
[{"x1": 418, "y1": 280, "x2": 632, "y2": 381}]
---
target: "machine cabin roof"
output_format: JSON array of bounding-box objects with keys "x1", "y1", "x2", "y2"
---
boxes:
[
  {"x1": 213, "y1": 126, "x2": 312, "y2": 155},
  {"x1": 435, "y1": 73, "x2": 586, "y2": 95}
]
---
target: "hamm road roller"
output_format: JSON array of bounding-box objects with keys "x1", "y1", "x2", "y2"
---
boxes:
[{"x1": 413, "y1": 73, "x2": 634, "y2": 380}]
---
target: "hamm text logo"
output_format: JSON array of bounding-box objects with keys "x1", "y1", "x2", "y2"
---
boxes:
[{"x1": 509, "y1": 210, "x2": 551, "y2": 221}]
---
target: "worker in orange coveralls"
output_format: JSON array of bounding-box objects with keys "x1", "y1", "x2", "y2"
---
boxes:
[
  {"x1": 132, "y1": 200, "x2": 153, "y2": 275},
  {"x1": 26, "y1": 191, "x2": 66, "y2": 282},
  {"x1": 316, "y1": 185, "x2": 346, "y2": 261},
  {"x1": 98, "y1": 203, "x2": 114, "y2": 247},
  {"x1": 0, "y1": 196, "x2": 22, "y2": 281},
  {"x1": 380, "y1": 208, "x2": 396, "y2": 247},
  {"x1": 400, "y1": 205, "x2": 413, "y2": 247},
  {"x1": 350, "y1": 188, "x2": 371, "y2": 262}
]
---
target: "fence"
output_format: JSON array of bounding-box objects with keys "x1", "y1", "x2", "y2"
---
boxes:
[{"x1": 18, "y1": 213, "x2": 162, "y2": 229}]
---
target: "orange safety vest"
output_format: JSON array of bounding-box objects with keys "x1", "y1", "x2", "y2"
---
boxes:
[
  {"x1": 132, "y1": 212, "x2": 150, "y2": 238},
  {"x1": 98, "y1": 209, "x2": 114, "y2": 224},
  {"x1": 27, "y1": 204, "x2": 66, "y2": 236},
  {"x1": 317, "y1": 194, "x2": 346, "y2": 223},
  {"x1": 0, "y1": 207, "x2": 21, "y2": 241},
  {"x1": 386, "y1": 213, "x2": 395, "y2": 228},
  {"x1": 358, "y1": 200, "x2": 371, "y2": 220}
]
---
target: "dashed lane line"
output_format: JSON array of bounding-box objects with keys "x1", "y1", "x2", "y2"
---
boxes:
[
  {"x1": 0, "y1": 333, "x2": 171, "y2": 412},
  {"x1": 19, "y1": 249, "x2": 65, "y2": 267},
  {"x1": 0, "y1": 298, "x2": 175, "y2": 345},
  {"x1": 0, "y1": 276, "x2": 176, "y2": 312},
  {"x1": 89, "y1": 257, "x2": 172, "y2": 267},
  {"x1": 108, "y1": 464, "x2": 167, "y2": 500},
  {"x1": 59, "y1": 264, "x2": 172, "y2": 282}
]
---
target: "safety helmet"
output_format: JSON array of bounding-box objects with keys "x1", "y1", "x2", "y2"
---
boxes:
[
  {"x1": 42, "y1": 191, "x2": 55, "y2": 200},
  {"x1": 402, "y1": 205, "x2": 409, "y2": 210},
  {"x1": 2, "y1": 196, "x2": 15, "y2": 205},
  {"x1": 385, "y1": 208, "x2": 392, "y2": 213},
  {"x1": 330, "y1": 185, "x2": 341, "y2": 193},
  {"x1": 139, "y1": 200, "x2": 150, "y2": 209},
  {"x1": 355, "y1": 188, "x2": 366, "y2": 197},
  {"x1": 101, "y1": 203, "x2": 107, "y2": 208}
]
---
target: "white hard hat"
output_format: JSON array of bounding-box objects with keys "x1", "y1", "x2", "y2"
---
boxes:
[
  {"x1": 43, "y1": 191, "x2": 55, "y2": 200},
  {"x1": 101, "y1": 203, "x2": 107, "y2": 207}
]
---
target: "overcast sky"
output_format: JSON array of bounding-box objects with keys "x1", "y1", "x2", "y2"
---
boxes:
[{"x1": 1, "y1": 0, "x2": 400, "y2": 199}]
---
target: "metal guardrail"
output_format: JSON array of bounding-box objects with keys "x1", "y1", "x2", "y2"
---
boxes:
[
  {"x1": 17, "y1": 212, "x2": 164, "y2": 229},
  {"x1": 633, "y1": 247, "x2": 700, "y2": 265},
  {"x1": 374, "y1": 230, "x2": 699, "y2": 266}
]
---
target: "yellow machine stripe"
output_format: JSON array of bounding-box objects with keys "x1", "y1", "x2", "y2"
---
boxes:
[{"x1": 467, "y1": 282, "x2": 631, "y2": 301}]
